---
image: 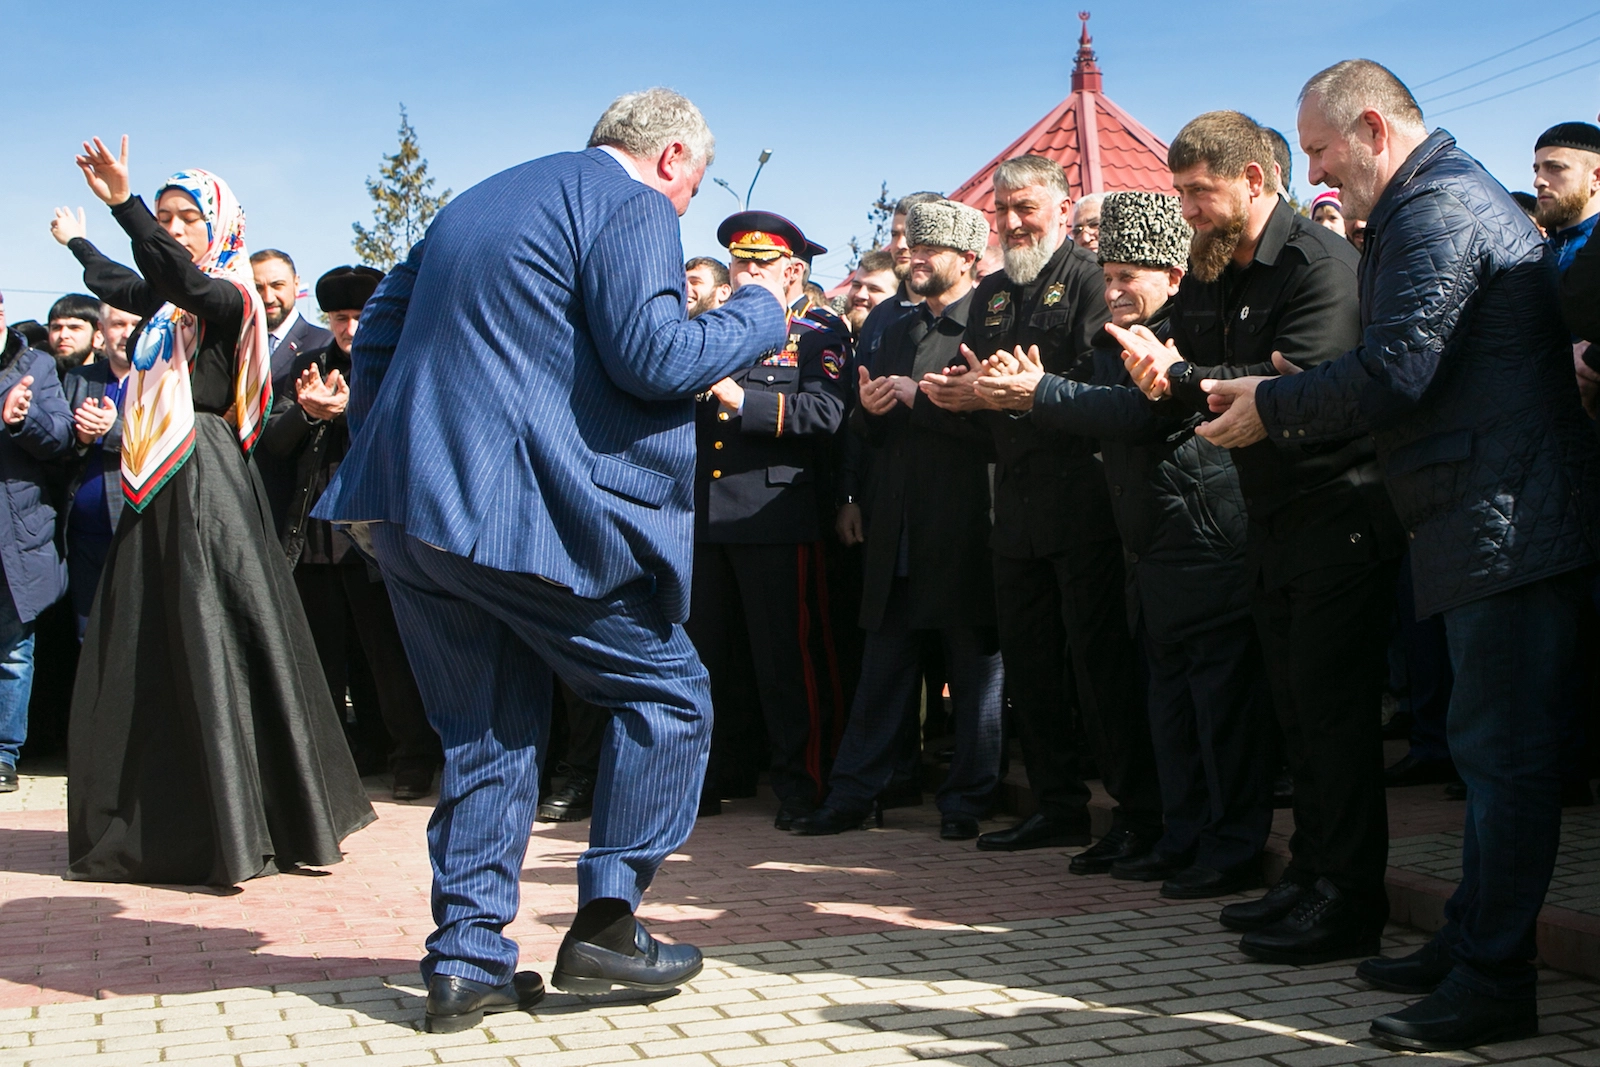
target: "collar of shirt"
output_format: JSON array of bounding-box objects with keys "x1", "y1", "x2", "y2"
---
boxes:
[
  {"x1": 916, "y1": 288, "x2": 974, "y2": 331},
  {"x1": 270, "y1": 305, "x2": 302, "y2": 343},
  {"x1": 596, "y1": 144, "x2": 645, "y2": 184}
]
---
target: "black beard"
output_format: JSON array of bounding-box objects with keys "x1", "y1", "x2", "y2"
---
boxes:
[
  {"x1": 909, "y1": 268, "x2": 953, "y2": 299},
  {"x1": 265, "y1": 306, "x2": 290, "y2": 331},
  {"x1": 1535, "y1": 187, "x2": 1592, "y2": 231},
  {"x1": 1188, "y1": 205, "x2": 1248, "y2": 284}
]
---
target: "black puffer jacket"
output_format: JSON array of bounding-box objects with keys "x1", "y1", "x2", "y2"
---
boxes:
[
  {"x1": 1033, "y1": 305, "x2": 1251, "y2": 641},
  {"x1": 1257, "y1": 130, "x2": 1598, "y2": 617}
]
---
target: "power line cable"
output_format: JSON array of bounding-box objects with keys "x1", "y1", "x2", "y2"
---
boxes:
[
  {"x1": 1431, "y1": 54, "x2": 1600, "y2": 117},
  {"x1": 1421, "y1": 31, "x2": 1600, "y2": 102},
  {"x1": 1413, "y1": 9, "x2": 1600, "y2": 88}
]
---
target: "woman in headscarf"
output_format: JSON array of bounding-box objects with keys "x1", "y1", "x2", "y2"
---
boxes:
[{"x1": 57, "y1": 135, "x2": 374, "y2": 886}]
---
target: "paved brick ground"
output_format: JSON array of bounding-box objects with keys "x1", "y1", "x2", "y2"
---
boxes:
[{"x1": 7, "y1": 771, "x2": 1600, "y2": 1066}]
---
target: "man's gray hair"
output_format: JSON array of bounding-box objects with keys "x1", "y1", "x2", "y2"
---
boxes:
[
  {"x1": 588, "y1": 87, "x2": 716, "y2": 167},
  {"x1": 894, "y1": 191, "x2": 944, "y2": 216},
  {"x1": 1299, "y1": 59, "x2": 1425, "y2": 136},
  {"x1": 1075, "y1": 192, "x2": 1105, "y2": 214},
  {"x1": 993, "y1": 155, "x2": 1071, "y2": 198}
]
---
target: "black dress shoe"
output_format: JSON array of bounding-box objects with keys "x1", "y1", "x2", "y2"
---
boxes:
[
  {"x1": 551, "y1": 920, "x2": 703, "y2": 994},
  {"x1": 1161, "y1": 858, "x2": 1262, "y2": 899},
  {"x1": 1109, "y1": 848, "x2": 1193, "y2": 882},
  {"x1": 940, "y1": 814, "x2": 980, "y2": 840},
  {"x1": 1383, "y1": 752, "x2": 1458, "y2": 788},
  {"x1": 423, "y1": 971, "x2": 545, "y2": 1033},
  {"x1": 1369, "y1": 981, "x2": 1537, "y2": 1051},
  {"x1": 0, "y1": 766, "x2": 16, "y2": 793},
  {"x1": 976, "y1": 812, "x2": 1090, "y2": 852},
  {"x1": 790, "y1": 803, "x2": 881, "y2": 835},
  {"x1": 774, "y1": 796, "x2": 816, "y2": 831},
  {"x1": 1069, "y1": 827, "x2": 1156, "y2": 876},
  {"x1": 1238, "y1": 877, "x2": 1383, "y2": 965},
  {"x1": 1356, "y1": 936, "x2": 1455, "y2": 994},
  {"x1": 537, "y1": 774, "x2": 596, "y2": 822},
  {"x1": 1219, "y1": 877, "x2": 1309, "y2": 932},
  {"x1": 392, "y1": 764, "x2": 436, "y2": 801}
]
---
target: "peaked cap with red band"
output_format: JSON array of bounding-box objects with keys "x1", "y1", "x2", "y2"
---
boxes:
[{"x1": 717, "y1": 210, "x2": 827, "y2": 263}]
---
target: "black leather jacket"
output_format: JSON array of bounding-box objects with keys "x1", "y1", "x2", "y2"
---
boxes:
[{"x1": 1257, "y1": 130, "x2": 1599, "y2": 617}]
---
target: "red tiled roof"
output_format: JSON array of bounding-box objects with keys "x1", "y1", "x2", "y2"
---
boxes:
[{"x1": 949, "y1": 13, "x2": 1174, "y2": 230}]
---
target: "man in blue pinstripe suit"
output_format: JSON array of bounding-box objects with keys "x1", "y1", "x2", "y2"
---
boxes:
[{"x1": 315, "y1": 88, "x2": 790, "y2": 1033}]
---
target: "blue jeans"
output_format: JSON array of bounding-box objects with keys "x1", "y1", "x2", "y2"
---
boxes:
[
  {"x1": 1438, "y1": 569, "x2": 1587, "y2": 1001},
  {"x1": 0, "y1": 587, "x2": 36, "y2": 768}
]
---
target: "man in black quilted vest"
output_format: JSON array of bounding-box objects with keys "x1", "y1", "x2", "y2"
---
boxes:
[{"x1": 1192, "y1": 60, "x2": 1599, "y2": 1052}]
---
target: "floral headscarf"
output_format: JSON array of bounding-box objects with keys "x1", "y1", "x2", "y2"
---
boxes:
[{"x1": 121, "y1": 170, "x2": 271, "y2": 511}]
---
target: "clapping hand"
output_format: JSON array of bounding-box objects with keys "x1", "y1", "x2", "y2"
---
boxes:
[
  {"x1": 856, "y1": 365, "x2": 902, "y2": 416},
  {"x1": 973, "y1": 344, "x2": 1045, "y2": 411},
  {"x1": 918, "y1": 345, "x2": 988, "y2": 412},
  {"x1": 75, "y1": 136, "x2": 131, "y2": 206},
  {"x1": 1109, "y1": 322, "x2": 1182, "y2": 400},
  {"x1": 74, "y1": 395, "x2": 117, "y2": 443},
  {"x1": 295, "y1": 364, "x2": 349, "y2": 421},
  {"x1": 50, "y1": 207, "x2": 87, "y2": 246},
  {"x1": 3, "y1": 377, "x2": 35, "y2": 427}
]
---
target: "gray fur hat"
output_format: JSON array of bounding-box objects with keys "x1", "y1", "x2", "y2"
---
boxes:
[
  {"x1": 1097, "y1": 191, "x2": 1191, "y2": 270},
  {"x1": 905, "y1": 199, "x2": 991, "y2": 256}
]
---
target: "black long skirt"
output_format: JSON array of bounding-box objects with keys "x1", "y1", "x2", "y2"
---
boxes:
[{"x1": 67, "y1": 413, "x2": 376, "y2": 886}]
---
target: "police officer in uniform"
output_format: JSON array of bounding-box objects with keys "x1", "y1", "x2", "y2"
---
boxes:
[
  {"x1": 688, "y1": 211, "x2": 851, "y2": 829},
  {"x1": 925, "y1": 156, "x2": 1163, "y2": 869}
]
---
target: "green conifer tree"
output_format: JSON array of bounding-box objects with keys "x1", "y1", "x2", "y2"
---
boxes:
[{"x1": 352, "y1": 105, "x2": 451, "y2": 269}]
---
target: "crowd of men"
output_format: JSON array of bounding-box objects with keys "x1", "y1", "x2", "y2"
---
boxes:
[{"x1": 2, "y1": 56, "x2": 1600, "y2": 1052}]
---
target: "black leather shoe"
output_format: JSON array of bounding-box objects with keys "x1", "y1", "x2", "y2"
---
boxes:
[
  {"x1": 774, "y1": 796, "x2": 816, "y2": 831},
  {"x1": 1069, "y1": 827, "x2": 1156, "y2": 876},
  {"x1": 1369, "y1": 981, "x2": 1537, "y2": 1051},
  {"x1": 423, "y1": 971, "x2": 545, "y2": 1033},
  {"x1": 1357, "y1": 937, "x2": 1455, "y2": 994},
  {"x1": 1383, "y1": 752, "x2": 1458, "y2": 788},
  {"x1": 1161, "y1": 858, "x2": 1262, "y2": 900},
  {"x1": 0, "y1": 766, "x2": 16, "y2": 793},
  {"x1": 537, "y1": 774, "x2": 596, "y2": 822},
  {"x1": 1219, "y1": 877, "x2": 1309, "y2": 932},
  {"x1": 791, "y1": 803, "x2": 881, "y2": 835},
  {"x1": 1238, "y1": 877, "x2": 1383, "y2": 965},
  {"x1": 940, "y1": 814, "x2": 980, "y2": 840},
  {"x1": 392, "y1": 765, "x2": 435, "y2": 802},
  {"x1": 551, "y1": 920, "x2": 703, "y2": 994},
  {"x1": 1109, "y1": 848, "x2": 1193, "y2": 882},
  {"x1": 976, "y1": 812, "x2": 1090, "y2": 852}
]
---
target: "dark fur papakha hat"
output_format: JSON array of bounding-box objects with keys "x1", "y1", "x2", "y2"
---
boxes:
[
  {"x1": 1535, "y1": 122, "x2": 1600, "y2": 154},
  {"x1": 905, "y1": 199, "x2": 991, "y2": 255},
  {"x1": 1097, "y1": 191, "x2": 1192, "y2": 270},
  {"x1": 316, "y1": 265, "x2": 386, "y2": 312}
]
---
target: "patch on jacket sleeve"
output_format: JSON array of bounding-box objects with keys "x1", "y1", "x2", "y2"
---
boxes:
[{"x1": 821, "y1": 350, "x2": 844, "y2": 379}]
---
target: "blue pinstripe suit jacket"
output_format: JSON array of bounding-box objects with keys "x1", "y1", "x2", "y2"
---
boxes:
[{"x1": 314, "y1": 148, "x2": 788, "y2": 622}]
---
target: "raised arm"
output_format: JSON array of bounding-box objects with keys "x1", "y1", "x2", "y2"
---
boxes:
[
  {"x1": 53, "y1": 206, "x2": 162, "y2": 318},
  {"x1": 581, "y1": 190, "x2": 787, "y2": 400},
  {"x1": 111, "y1": 197, "x2": 243, "y2": 322}
]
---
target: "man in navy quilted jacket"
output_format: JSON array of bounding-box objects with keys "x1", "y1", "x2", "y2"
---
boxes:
[{"x1": 1193, "y1": 60, "x2": 1598, "y2": 1051}]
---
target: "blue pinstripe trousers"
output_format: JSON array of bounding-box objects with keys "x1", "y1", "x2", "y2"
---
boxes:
[{"x1": 371, "y1": 525, "x2": 710, "y2": 985}]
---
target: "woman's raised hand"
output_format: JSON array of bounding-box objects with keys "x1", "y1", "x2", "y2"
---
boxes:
[
  {"x1": 50, "y1": 207, "x2": 87, "y2": 246},
  {"x1": 76, "y1": 136, "x2": 131, "y2": 206}
]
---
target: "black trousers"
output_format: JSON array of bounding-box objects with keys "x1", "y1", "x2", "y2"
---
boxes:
[
  {"x1": 294, "y1": 561, "x2": 441, "y2": 773},
  {"x1": 1145, "y1": 615, "x2": 1274, "y2": 869},
  {"x1": 992, "y1": 541, "x2": 1161, "y2": 831},
  {"x1": 1253, "y1": 557, "x2": 1398, "y2": 912},
  {"x1": 687, "y1": 541, "x2": 839, "y2": 805},
  {"x1": 549, "y1": 678, "x2": 612, "y2": 780}
]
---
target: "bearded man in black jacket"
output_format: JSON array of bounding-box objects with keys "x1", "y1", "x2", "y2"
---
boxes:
[
  {"x1": 1120, "y1": 111, "x2": 1404, "y2": 965},
  {"x1": 923, "y1": 155, "x2": 1163, "y2": 872}
]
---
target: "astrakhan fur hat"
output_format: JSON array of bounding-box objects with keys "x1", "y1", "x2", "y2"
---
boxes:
[
  {"x1": 1097, "y1": 191, "x2": 1191, "y2": 270},
  {"x1": 905, "y1": 199, "x2": 991, "y2": 256}
]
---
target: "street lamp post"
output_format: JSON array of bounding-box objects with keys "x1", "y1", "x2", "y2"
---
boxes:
[{"x1": 712, "y1": 149, "x2": 774, "y2": 210}]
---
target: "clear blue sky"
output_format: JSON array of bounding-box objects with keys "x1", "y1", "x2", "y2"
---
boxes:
[{"x1": 2, "y1": 0, "x2": 1597, "y2": 323}]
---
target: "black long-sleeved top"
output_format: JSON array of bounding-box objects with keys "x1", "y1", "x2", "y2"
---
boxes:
[
  {"x1": 1162, "y1": 197, "x2": 1402, "y2": 586},
  {"x1": 259, "y1": 340, "x2": 356, "y2": 567},
  {"x1": 961, "y1": 240, "x2": 1119, "y2": 559},
  {"x1": 1562, "y1": 217, "x2": 1600, "y2": 351},
  {"x1": 68, "y1": 196, "x2": 245, "y2": 417}
]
